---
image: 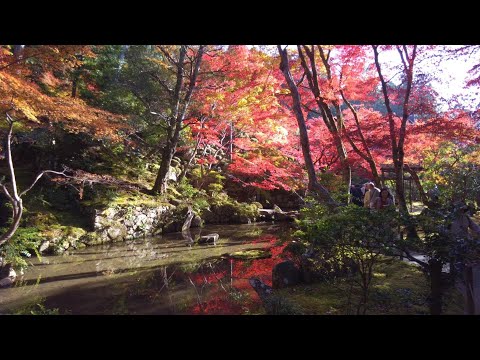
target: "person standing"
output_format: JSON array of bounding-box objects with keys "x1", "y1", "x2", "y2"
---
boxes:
[
  {"x1": 364, "y1": 182, "x2": 380, "y2": 209},
  {"x1": 375, "y1": 187, "x2": 395, "y2": 210},
  {"x1": 350, "y1": 184, "x2": 364, "y2": 206}
]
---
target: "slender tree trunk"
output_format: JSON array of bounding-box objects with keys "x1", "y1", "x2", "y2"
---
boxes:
[
  {"x1": 277, "y1": 46, "x2": 337, "y2": 208},
  {"x1": 404, "y1": 164, "x2": 431, "y2": 206},
  {"x1": 373, "y1": 45, "x2": 416, "y2": 214},
  {"x1": 429, "y1": 259, "x2": 443, "y2": 315},
  {"x1": 332, "y1": 131, "x2": 351, "y2": 192},
  {"x1": 0, "y1": 202, "x2": 22, "y2": 247},
  {"x1": 297, "y1": 46, "x2": 352, "y2": 194},
  {"x1": 340, "y1": 91, "x2": 381, "y2": 185},
  {"x1": 0, "y1": 119, "x2": 21, "y2": 246},
  {"x1": 395, "y1": 162, "x2": 408, "y2": 213},
  {"x1": 153, "y1": 140, "x2": 176, "y2": 194},
  {"x1": 151, "y1": 46, "x2": 205, "y2": 194},
  {"x1": 1, "y1": 115, "x2": 68, "y2": 247}
]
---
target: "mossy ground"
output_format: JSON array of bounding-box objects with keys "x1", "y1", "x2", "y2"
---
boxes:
[
  {"x1": 276, "y1": 257, "x2": 464, "y2": 315},
  {"x1": 81, "y1": 188, "x2": 169, "y2": 209},
  {"x1": 229, "y1": 249, "x2": 271, "y2": 260}
]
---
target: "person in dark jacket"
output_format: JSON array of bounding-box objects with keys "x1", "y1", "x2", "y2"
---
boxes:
[{"x1": 350, "y1": 184, "x2": 364, "y2": 206}]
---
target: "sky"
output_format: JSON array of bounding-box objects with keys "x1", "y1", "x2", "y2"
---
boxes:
[
  {"x1": 262, "y1": 45, "x2": 479, "y2": 112},
  {"x1": 379, "y1": 45, "x2": 479, "y2": 111}
]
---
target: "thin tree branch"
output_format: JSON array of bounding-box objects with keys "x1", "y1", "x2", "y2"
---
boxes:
[{"x1": 19, "y1": 170, "x2": 69, "y2": 197}]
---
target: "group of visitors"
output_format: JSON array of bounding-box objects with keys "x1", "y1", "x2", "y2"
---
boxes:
[{"x1": 350, "y1": 182, "x2": 395, "y2": 210}]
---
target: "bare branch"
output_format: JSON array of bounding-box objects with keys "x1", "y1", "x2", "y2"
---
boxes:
[
  {"x1": 19, "y1": 170, "x2": 69, "y2": 198},
  {"x1": 0, "y1": 183, "x2": 14, "y2": 203},
  {"x1": 400, "y1": 247, "x2": 429, "y2": 269},
  {"x1": 396, "y1": 45, "x2": 408, "y2": 71}
]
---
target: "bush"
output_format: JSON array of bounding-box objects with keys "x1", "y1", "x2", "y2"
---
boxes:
[
  {"x1": 0, "y1": 227, "x2": 42, "y2": 271},
  {"x1": 295, "y1": 202, "x2": 400, "y2": 313}
]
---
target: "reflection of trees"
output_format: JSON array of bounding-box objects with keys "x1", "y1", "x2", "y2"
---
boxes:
[
  {"x1": 185, "y1": 235, "x2": 291, "y2": 314},
  {"x1": 93, "y1": 239, "x2": 169, "y2": 275},
  {"x1": 22, "y1": 228, "x2": 293, "y2": 314}
]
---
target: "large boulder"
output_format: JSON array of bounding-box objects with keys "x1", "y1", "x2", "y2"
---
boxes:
[
  {"x1": 272, "y1": 260, "x2": 301, "y2": 289},
  {"x1": 107, "y1": 224, "x2": 128, "y2": 241},
  {"x1": 259, "y1": 209, "x2": 275, "y2": 221},
  {"x1": 39, "y1": 226, "x2": 87, "y2": 254}
]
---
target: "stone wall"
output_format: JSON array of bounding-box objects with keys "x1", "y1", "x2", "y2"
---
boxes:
[
  {"x1": 88, "y1": 204, "x2": 173, "y2": 243},
  {"x1": 39, "y1": 204, "x2": 177, "y2": 253},
  {"x1": 37, "y1": 199, "x2": 287, "y2": 254}
]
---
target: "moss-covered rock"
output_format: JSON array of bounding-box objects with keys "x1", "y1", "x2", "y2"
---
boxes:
[
  {"x1": 202, "y1": 194, "x2": 261, "y2": 224},
  {"x1": 79, "y1": 232, "x2": 104, "y2": 246},
  {"x1": 39, "y1": 225, "x2": 87, "y2": 254}
]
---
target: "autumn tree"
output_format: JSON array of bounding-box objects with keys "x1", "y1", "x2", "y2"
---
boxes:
[
  {"x1": 184, "y1": 46, "x2": 307, "y2": 194},
  {"x1": 146, "y1": 46, "x2": 205, "y2": 194},
  {"x1": 0, "y1": 45, "x2": 126, "y2": 245},
  {"x1": 277, "y1": 45, "x2": 337, "y2": 207},
  {"x1": 0, "y1": 113, "x2": 68, "y2": 247},
  {"x1": 372, "y1": 45, "x2": 418, "y2": 213},
  {"x1": 295, "y1": 45, "x2": 351, "y2": 193}
]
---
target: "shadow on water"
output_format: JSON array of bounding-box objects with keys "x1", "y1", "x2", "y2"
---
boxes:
[{"x1": 0, "y1": 223, "x2": 294, "y2": 315}]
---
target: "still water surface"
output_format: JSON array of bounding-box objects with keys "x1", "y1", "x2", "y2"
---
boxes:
[{"x1": 0, "y1": 223, "x2": 293, "y2": 314}]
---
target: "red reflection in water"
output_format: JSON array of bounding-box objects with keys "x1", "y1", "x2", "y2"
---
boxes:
[
  {"x1": 190, "y1": 297, "x2": 246, "y2": 315},
  {"x1": 233, "y1": 235, "x2": 288, "y2": 287},
  {"x1": 185, "y1": 234, "x2": 291, "y2": 314}
]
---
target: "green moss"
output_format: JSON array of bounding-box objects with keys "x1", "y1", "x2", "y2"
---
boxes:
[
  {"x1": 205, "y1": 192, "x2": 261, "y2": 223},
  {"x1": 82, "y1": 188, "x2": 169, "y2": 208},
  {"x1": 79, "y1": 232, "x2": 103, "y2": 245},
  {"x1": 252, "y1": 202, "x2": 263, "y2": 209},
  {"x1": 229, "y1": 249, "x2": 271, "y2": 260},
  {"x1": 275, "y1": 257, "x2": 439, "y2": 315}
]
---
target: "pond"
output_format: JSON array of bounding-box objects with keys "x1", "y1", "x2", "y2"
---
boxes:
[{"x1": 0, "y1": 223, "x2": 294, "y2": 315}]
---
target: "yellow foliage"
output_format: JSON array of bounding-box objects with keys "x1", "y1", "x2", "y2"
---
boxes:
[{"x1": 0, "y1": 71, "x2": 126, "y2": 141}]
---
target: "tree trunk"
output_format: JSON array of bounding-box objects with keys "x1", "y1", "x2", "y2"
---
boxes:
[
  {"x1": 373, "y1": 45, "x2": 416, "y2": 215},
  {"x1": 298, "y1": 46, "x2": 351, "y2": 194},
  {"x1": 0, "y1": 119, "x2": 22, "y2": 247},
  {"x1": 395, "y1": 162, "x2": 408, "y2": 213},
  {"x1": 404, "y1": 164, "x2": 431, "y2": 206},
  {"x1": 429, "y1": 259, "x2": 443, "y2": 315},
  {"x1": 332, "y1": 131, "x2": 351, "y2": 199},
  {"x1": 151, "y1": 45, "x2": 205, "y2": 194},
  {"x1": 341, "y1": 92, "x2": 381, "y2": 186},
  {"x1": 181, "y1": 206, "x2": 195, "y2": 232},
  {"x1": 152, "y1": 141, "x2": 175, "y2": 194},
  {"x1": 1, "y1": 115, "x2": 68, "y2": 248},
  {"x1": 277, "y1": 46, "x2": 337, "y2": 208},
  {"x1": 0, "y1": 202, "x2": 22, "y2": 247}
]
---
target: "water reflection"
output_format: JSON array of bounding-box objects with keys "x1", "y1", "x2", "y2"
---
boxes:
[{"x1": 0, "y1": 223, "x2": 292, "y2": 315}]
